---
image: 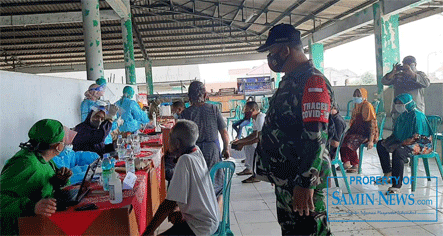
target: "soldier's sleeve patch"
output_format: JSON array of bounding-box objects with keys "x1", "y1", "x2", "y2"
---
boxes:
[{"x1": 302, "y1": 76, "x2": 330, "y2": 123}]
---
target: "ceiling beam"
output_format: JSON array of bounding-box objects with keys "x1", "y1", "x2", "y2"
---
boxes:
[
  {"x1": 0, "y1": 10, "x2": 119, "y2": 27},
  {"x1": 257, "y1": 0, "x2": 308, "y2": 35},
  {"x1": 105, "y1": 0, "x2": 130, "y2": 19},
  {"x1": 8, "y1": 52, "x2": 266, "y2": 73},
  {"x1": 243, "y1": 0, "x2": 275, "y2": 31},
  {"x1": 292, "y1": 0, "x2": 339, "y2": 28},
  {"x1": 301, "y1": 0, "x2": 431, "y2": 45}
]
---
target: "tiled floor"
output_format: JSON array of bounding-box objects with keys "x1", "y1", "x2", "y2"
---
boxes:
[{"x1": 157, "y1": 130, "x2": 443, "y2": 235}]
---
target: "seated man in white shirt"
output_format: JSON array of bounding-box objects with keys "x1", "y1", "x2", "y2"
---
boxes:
[
  {"x1": 143, "y1": 120, "x2": 219, "y2": 236},
  {"x1": 232, "y1": 101, "x2": 266, "y2": 183}
]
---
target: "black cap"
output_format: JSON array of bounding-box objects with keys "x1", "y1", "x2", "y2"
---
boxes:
[
  {"x1": 257, "y1": 24, "x2": 302, "y2": 52},
  {"x1": 403, "y1": 56, "x2": 416, "y2": 65}
]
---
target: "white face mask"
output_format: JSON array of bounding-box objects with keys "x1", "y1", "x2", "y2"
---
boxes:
[
  {"x1": 395, "y1": 104, "x2": 406, "y2": 113},
  {"x1": 353, "y1": 97, "x2": 363, "y2": 104}
]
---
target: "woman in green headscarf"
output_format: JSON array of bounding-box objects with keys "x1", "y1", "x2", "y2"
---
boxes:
[
  {"x1": 0, "y1": 119, "x2": 73, "y2": 235},
  {"x1": 377, "y1": 93, "x2": 433, "y2": 194}
]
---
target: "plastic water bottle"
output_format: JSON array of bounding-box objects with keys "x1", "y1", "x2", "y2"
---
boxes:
[
  {"x1": 116, "y1": 135, "x2": 126, "y2": 160},
  {"x1": 125, "y1": 145, "x2": 135, "y2": 174},
  {"x1": 102, "y1": 153, "x2": 115, "y2": 191},
  {"x1": 109, "y1": 170, "x2": 123, "y2": 204}
]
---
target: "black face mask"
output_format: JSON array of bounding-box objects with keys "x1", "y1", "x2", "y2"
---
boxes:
[
  {"x1": 267, "y1": 48, "x2": 288, "y2": 72},
  {"x1": 90, "y1": 120, "x2": 102, "y2": 129}
]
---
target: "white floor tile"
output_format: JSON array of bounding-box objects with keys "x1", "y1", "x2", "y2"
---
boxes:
[
  {"x1": 231, "y1": 200, "x2": 270, "y2": 212},
  {"x1": 378, "y1": 225, "x2": 435, "y2": 235},
  {"x1": 238, "y1": 222, "x2": 281, "y2": 236},
  {"x1": 235, "y1": 210, "x2": 276, "y2": 224}
]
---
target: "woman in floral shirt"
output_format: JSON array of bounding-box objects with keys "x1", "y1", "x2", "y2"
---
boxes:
[
  {"x1": 377, "y1": 93, "x2": 433, "y2": 194},
  {"x1": 340, "y1": 88, "x2": 379, "y2": 173}
]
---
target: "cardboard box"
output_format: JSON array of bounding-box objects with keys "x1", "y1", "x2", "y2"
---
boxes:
[{"x1": 19, "y1": 205, "x2": 139, "y2": 235}]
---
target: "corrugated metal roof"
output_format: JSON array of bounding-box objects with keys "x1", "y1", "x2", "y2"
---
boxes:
[{"x1": 1, "y1": 0, "x2": 442, "y2": 71}]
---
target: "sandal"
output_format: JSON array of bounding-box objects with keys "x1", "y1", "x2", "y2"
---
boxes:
[
  {"x1": 242, "y1": 176, "x2": 261, "y2": 183},
  {"x1": 346, "y1": 165, "x2": 358, "y2": 173},
  {"x1": 386, "y1": 187, "x2": 401, "y2": 195},
  {"x1": 236, "y1": 169, "x2": 253, "y2": 176}
]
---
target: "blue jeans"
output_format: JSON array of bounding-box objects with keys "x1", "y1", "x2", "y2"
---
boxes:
[{"x1": 232, "y1": 119, "x2": 250, "y2": 139}]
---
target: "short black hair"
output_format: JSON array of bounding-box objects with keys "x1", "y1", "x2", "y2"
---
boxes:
[
  {"x1": 246, "y1": 101, "x2": 259, "y2": 111},
  {"x1": 172, "y1": 101, "x2": 185, "y2": 109}
]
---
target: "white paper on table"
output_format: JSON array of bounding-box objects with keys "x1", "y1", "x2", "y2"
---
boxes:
[{"x1": 123, "y1": 172, "x2": 137, "y2": 190}]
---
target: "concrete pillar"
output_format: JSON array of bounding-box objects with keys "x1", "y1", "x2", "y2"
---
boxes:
[
  {"x1": 309, "y1": 41, "x2": 325, "y2": 74},
  {"x1": 82, "y1": 0, "x2": 104, "y2": 81},
  {"x1": 373, "y1": 1, "x2": 400, "y2": 112},
  {"x1": 121, "y1": 0, "x2": 136, "y2": 85},
  {"x1": 145, "y1": 60, "x2": 154, "y2": 95}
]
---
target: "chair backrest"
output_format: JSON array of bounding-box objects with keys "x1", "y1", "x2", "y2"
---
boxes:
[
  {"x1": 228, "y1": 99, "x2": 237, "y2": 110},
  {"x1": 210, "y1": 161, "x2": 236, "y2": 234},
  {"x1": 334, "y1": 129, "x2": 348, "y2": 161},
  {"x1": 206, "y1": 101, "x2": 222, "y2": 111},
  {"x1": 426, "y1": 115, "x2": 442, "y2": 150},
  {"x1": 346, "y1": 99, "x2": 354, "y2": 117},
  {"x1": 261, "y1": 96, "x2": 269, "y2": 112},
  {"x1": 185, "y1": 102, "x2": 190, "y2": 108},
  {"x1": 377, "y1": 112, "x2": 387, "y2": 140},
  {"x1": 235, "y1": 105, "x2": 243, "y2": 119},
  {"x1": 371, "y1": 100, "x2": 381, "y2": 114}
]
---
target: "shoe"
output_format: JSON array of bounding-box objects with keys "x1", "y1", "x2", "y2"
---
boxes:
[
  {"x1": 346, "y1": 165, "x2": 358, "y2": 173},
  {"x1": 241, "y1": 159, "x2": 246, "y2": 163},
  {"x1": 242, "y1": 176, "x2": 261, "y2": 183},
  {"x1": 336, "y1": 163, "x2": 351, "y2": 171},
  {"x1": 374, "y1": 176, "x2": 392, "y2": 185},
  {"x1": 386, "y1": 187, "x2": 401, "y2": 195},
  {"x1": 236, "y1": 169, "x2": 253, "y2": 176}
]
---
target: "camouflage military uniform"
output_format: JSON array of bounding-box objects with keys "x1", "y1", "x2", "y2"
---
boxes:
[{"x1": 255, "y1": 61, "x2": 334, "y2": 235}]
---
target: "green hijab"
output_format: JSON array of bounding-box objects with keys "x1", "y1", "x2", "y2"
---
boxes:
[{"x1": 393, "y1": 93, "x2": 432, "y2": 141}]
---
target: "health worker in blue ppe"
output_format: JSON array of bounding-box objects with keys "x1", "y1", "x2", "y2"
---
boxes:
[
  {"x1": 80, "y1": 84, "x2": 105, "y2": 122},
  {"x1": 115, "y1": 86, "x2": 150, "y2": 133},
  {"x1": 52, "y1": 126, "x2": 100, "y2": 185}
]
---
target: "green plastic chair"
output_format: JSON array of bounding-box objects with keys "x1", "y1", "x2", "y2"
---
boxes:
[
  {"x1": 371, "y1": 100, "x2": 381, "y2": 114},
  {"x1": 330, "y1": 131, "x2": 352, "y2": 194},
  {"x1": 344, "y1": 99, "x2": 353, "y2": 121},
  {"x1": 410, "y1": 115, "x2": 443, "y2": 192},
  {"x1": 357, "y1": 112, "x2": 387, "y2": 174},
  {"x1": 227, "y1": 105, "x2": 242, "y2": 131},
  {"x1": 210, "y1": 161, "x2": 235, "y2": 236},
  {"x1": 206, "y1": 100, "x2": 223, "y2": 111},
  {"x1": 261, "y1": 96, "x2": 269, "y2": 113},
  {"x1": 185, "y1": 102, "x2": 190, "y2": 108}
]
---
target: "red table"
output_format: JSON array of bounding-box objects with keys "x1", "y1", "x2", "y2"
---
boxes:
[{"x1": 19, "y1": 152, "x2": 163, "y2": 236}]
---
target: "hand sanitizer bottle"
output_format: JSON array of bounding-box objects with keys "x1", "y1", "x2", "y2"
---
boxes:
[{"x1": 108, "y1": 171, "x2": 123, "y2": 204}]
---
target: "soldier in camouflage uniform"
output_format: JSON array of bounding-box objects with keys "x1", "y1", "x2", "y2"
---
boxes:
[{"x1": 255, "y1": 24, "x2": 334, "y2": 235}]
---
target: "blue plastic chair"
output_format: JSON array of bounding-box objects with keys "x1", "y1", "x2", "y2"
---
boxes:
[
  {"x1": 227, "y1": 105, "x2": 242, "y2": 131},
  {"x1": 358, "y1": 112, "x2": 387, "y2": 174},
  {"x1": 330, "y1": 131, "x2": 352, "y2": 194},
  {"x1": 410, "y1": 115, "x2": 443, "y2": 192},
  {"x1": 210, "y1": 161, "x2": 235, "y2": 236},
  {"x1": 344, "y1": 99, "x2": 353, "y2": 121}
]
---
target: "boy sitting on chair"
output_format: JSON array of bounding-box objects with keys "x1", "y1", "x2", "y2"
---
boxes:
[{"x1": 143, "y1": 120, "x2": 219, "y2": 236}]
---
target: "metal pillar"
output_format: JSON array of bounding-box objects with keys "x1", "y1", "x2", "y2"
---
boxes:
[
  {"x1": 82, "y1": 0, "x2": 104, "y2": 81},
  {"x1": 121, "y1": 0, "x2": 136, "y2": 85},
  {"x1": 145, "y1": 60, "x2": 154, "y2": 95},
  {"x1": 373, "y1": 1, "x2": 400, "y2": 111},
  {"x1": 309, "y1": 42, "x2": 325, "y2": 74}
]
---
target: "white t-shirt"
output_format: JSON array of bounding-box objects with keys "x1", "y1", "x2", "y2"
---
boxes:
[
  {"x1": 166, "y1": 147, "x2": 219, "y2": 235},
  {"x1": 253, "y1": 112, "x2": 266, "y2": 132}
]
